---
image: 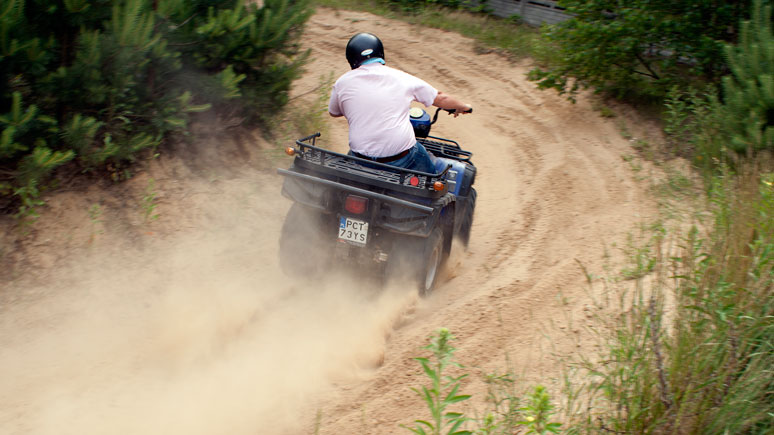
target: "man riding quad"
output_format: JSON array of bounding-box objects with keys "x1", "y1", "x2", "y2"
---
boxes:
[
  {"x1": 328, "y1": 33, "x2": 473, "y2": 173},
  {"x1": 277, "y1": 33, "x2": 476, "y2": 294}
]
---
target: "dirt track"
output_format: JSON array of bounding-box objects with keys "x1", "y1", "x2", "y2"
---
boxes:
[{"x1": 0, "y1": 8, "x2": 659, "y2": 434}]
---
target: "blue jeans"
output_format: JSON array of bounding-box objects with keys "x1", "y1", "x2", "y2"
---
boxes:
[{"x1": 350, "y1": 143, "x2": 436, "y2": 174}]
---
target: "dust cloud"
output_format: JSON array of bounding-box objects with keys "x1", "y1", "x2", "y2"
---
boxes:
[{"x1": 0, "y1": 181, "x2": 418, "y2": 434}]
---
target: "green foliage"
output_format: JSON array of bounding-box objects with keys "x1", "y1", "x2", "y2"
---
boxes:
[
  {"x1": 12, "y1": 181, "x2": 44, "y2": 226},
  {"x1": 662, "y1": 0, "x2": 774, "y2": 171},
  {"x1": 529, "y1": 0, "x2": 754, "y2": 102},
  {"x1": 0, "y1": 0, "x2": 312, "y2": 219},
  {"x1": 181, "y1": 0, "x2": 312, "y2": 122},
  {"x1": 663, "y1": 86, "x2": 722, "y2": 160},
  {"x1": 720, "y1": 0, "x2": 774, "y2": 154},
  {"x1": 405, "y1": 330, "x2": 561, "y2": 435},
  {"x1": 475, "y1": 371, "x2": 520, "y2": 434},
  {"x1": 569, "y1": 164, "x2": 774, "y2": 433},
  {"x1": 141, "y1": 177, "x2": 159, "y2": 222},
  {"x1": 516, "y1": 386, "x2": 561, "y2": 434},
  {"x1": 659, "y1": 6, "x2": 773, "y2": 178},
  {"x1": 404, "y1": 328, "x2": 472, "y2": 435},
  {"x1": 19, "y1": 146, "x2": 75, "y2": 185}
]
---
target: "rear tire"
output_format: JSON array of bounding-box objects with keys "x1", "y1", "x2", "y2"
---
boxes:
[
  {"x1": 279, "y1": 203, "x2": 333, "y2": 278},
  {"x1": 386, "y1": 227, "x2": 444, "y2": 296},
  {"x1": 458, "y1": 187, "x2": 476, "y2": 248}
]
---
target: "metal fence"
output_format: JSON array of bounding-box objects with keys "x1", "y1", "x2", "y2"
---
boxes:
[{"x1": 477, "y1": 0, "x2": 571, "y2": 26}]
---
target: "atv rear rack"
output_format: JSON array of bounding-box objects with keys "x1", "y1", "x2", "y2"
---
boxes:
[
  {"x1": 418, "y1": 136, "x2": 472, "y2": 162},
  {"x1": 289, "y1": 133, "x2": 452, "y2": 198}
]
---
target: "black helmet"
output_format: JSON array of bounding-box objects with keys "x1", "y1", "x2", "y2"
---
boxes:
[{"x1": 345, "y1": 33, "x2": 385, "y2": 69}]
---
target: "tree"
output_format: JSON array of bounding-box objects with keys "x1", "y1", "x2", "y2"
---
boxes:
[
  {"x1": 0, "y1": 0, "x2": 312, "y2": 218},
  {"x1": 528, "y1": 0, "x2": 755, "y2": 101},
  {"x1": 720, "y1": 0, "x2": 774, "y2": 153}
]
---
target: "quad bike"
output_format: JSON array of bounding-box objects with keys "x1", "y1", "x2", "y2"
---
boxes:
[{"x1": 277, "y1": 107, "x2": 476, "y2": 295}]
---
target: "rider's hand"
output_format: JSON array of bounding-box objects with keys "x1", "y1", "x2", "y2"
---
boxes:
[{"x1": 452, "y1": 104, "x2": 473, "y2": 117}]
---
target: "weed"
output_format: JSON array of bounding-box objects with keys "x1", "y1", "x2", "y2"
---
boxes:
[
  {"x1": 289, "y1": 73, "x2": 334, "y2": 136},
  {"x1": 620, "y1": 223, "x2": 665, "y2": 280},
  {"x1": 405, "y1": 330, "x2": 563, "y2": 435},
  {"x1": 655, "y1": 165, "x2": 694, "y2": 198},
  {"x1": 626, "y1": 158, "x2": 643, "y2": 174},
  {"x1": 574, "y1": 258, "x2": 595, "y2": 284},
  {"x1": 88, "y1": 204, "x2": 104, "y2": 243},
  {"x1": 272, "y1": 74, "x2": 335, "y2": 160},
  {"x1": 591, "y1": 100, "x2": 616, "y2": 118},
  {"x1": 617, "y1": 119, "x2": 633, "y2": 140},
  {"x1": 517, "y1": 385, "x2": 561, "y2": 434},
  {"x1": 404, "y1": 328, "x2": 471, "y2": 435},
  {"x1": 632, "y1": 138, "x2": 652, "y2": 158},
  {"x1": 477, "y1": 370, "x2": 520, "y2": 433},
  {"x1": 564, "y1": 160, "x2": 774, "y2": 433},
  {"x1": 141, "y1": 178, "x2": 160, "y2": 223},
  {"x1": 13, "y1": 183, "x2": 44, "y2": 231}
]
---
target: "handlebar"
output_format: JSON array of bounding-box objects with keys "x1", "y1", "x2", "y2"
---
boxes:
[{"x1": 430, "y1": 106, "x2": 473, "y2": 125}]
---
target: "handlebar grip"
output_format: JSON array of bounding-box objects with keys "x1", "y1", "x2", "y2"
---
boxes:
[{"x1": 443, "y1": 107, "x2": 473, "y2": 114}]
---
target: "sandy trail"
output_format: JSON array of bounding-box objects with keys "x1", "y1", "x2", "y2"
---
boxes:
[
  {"x1": 300, "y1": 10, "x2": 657, "y2": 432},
  {"x1": 0, "y1": 8, "x2": 657, "y2": 435}
]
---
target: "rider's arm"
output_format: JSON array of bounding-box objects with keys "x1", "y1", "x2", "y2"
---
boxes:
[
  {"x1": 432, "y1": 92, "x2": 472, "y2": 115},
  {"x1": 328, "y1": 85, "x2": 344, "y2": 117}
]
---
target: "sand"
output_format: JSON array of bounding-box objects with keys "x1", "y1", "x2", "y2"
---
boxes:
[{"x1": 0, "y1": 8, "x2": 661, "y2": 434}]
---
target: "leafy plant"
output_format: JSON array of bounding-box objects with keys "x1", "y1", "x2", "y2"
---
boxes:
[
  {"x1": 662, "y1": 0, "x2": 774, "y2": 171},
  {"x1": 405, "y1": 331, "x2": 563, "y2": 435},
  {"x1": 141, "y1": 178, "x2": 160, "y2": 223},
  {"x1": 718, "y1": 0, "x2": 774, "y2": 154},
  {"x1": 477, "y1": 371, "x2": 520, "y2": 433},
  {"x1": 528, "y1": 0, "x2": 753, "y2": 102},
  {"x1": 404, "y1": 328, "x2": 472, "y2": 435},
  {"x1": 0, "y1": 0, "x2": 312, "y2": 218},
  {"x1": 88, "y1": 203, "x2": 104, "y2": 242},
  {"x1": 516, "y1": 385, "x2": 561, "y2": 434},
  {"x1": 566, "y1": 162, "x2": 774, "y2": 434}
]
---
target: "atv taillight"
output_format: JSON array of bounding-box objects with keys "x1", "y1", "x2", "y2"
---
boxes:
[{"x1": 344, "y1": 195, "x2": 368, "y2": 215}]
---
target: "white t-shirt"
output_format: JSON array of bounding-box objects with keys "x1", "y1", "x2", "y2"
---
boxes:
[{"x1": 328, "y1": 63, "x2": 438, "y2": 157}]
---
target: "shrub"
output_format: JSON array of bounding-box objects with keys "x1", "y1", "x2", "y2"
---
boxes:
[{"x1": 0, "y1": 0, "x2": 312, "y2": 219}]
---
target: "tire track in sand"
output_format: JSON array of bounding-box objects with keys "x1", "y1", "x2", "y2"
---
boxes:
[{"x1": 298, "y1": 9, "x2": 659, "y2": 433}]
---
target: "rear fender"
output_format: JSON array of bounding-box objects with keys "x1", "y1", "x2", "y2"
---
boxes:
[
  {"x1": 281, "y1": 173, "x2": 333, "y2": 212},
  {"x1": 280, "y1": 169, "x2": 449, "y2": 237}
]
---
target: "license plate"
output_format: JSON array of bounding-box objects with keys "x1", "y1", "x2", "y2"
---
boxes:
[{"x1": 338, "y1": 217, "x2": 368, "y2": 245}]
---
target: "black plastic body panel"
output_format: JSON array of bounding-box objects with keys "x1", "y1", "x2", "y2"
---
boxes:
[{"x1": 278, "y1": 133, "x2": 476, "y2": 239}]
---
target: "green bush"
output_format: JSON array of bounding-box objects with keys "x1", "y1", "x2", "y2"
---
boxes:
[
  {"x1": 569, "y1": 165, "x2": 773, "y2": 433},
  {"x1": 528, "y1": 0, "x2": 754, "y2": 102},
  {"x1": 403, "y1": 328, "x2": 561, "y2": 435},
  {"x1": 663, "y1": 1, "x2": 774, "y2": 169},
  {"x1": 0, "y1": 0, "x2": 311, "y2": 219},
  {"x1": 719, "y1": 0, "x2": 774, "y2": 154}
]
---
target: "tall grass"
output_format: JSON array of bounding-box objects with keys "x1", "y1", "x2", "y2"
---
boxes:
[
  {"x1": 311, "y1": 3, "x2": 773, "y2": 431},
  {"x1": 404, "y1": 328, "x2": 562, "y2": 434},
  {"x1": 566, "y1": 161, "x2": 774, "y2": 433}
]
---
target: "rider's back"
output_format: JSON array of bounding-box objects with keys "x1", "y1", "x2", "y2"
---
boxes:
[{"x1": 329, "y1": 63, "x2": 438, "y2": 158}]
